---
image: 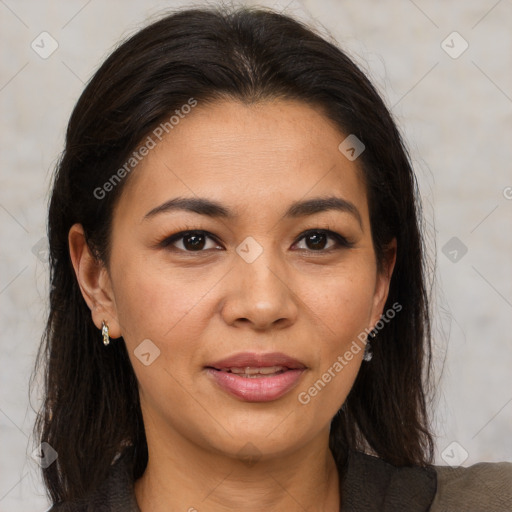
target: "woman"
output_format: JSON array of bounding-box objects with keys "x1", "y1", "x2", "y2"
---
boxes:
[{"x1": 32, "y1": 5, "x2": 511, "y2": 511}]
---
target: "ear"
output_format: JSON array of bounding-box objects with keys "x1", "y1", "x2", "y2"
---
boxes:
[
  {"x1": 68, "y1": 223, "x2": 122, "y2": 339},
  {"x1": 369, "y1": 238, "x2": 397, "y2": 330}
]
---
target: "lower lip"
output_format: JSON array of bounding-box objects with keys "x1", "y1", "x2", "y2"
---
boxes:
[{"x1": 206, "y1": 368, "x2": 305, "y2": 402}]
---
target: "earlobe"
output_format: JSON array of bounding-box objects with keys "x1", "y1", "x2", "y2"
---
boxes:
[{"x1": 68, "y1": 223, "x2": 122, "y2": 338}]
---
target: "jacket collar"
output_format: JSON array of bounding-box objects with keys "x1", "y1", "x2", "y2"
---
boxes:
[
  {"x1": 66, "y1": 446, "x2": 436, "y2": 511},
  {"x1": 340, "y1": 449, "x2": 437, "y2": 511}
]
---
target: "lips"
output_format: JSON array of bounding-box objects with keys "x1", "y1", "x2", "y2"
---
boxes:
[
  {"x1": 220, "y1": 365, "x2": 287, "y2": 377},
  {"x1": 205, "y1": 352, "x2": 307, "y2": 402},
  {"x1": 207, "y1": 352, "x2": 306, "y2": 372}
]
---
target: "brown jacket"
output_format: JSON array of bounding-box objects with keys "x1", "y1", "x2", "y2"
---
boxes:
[{"x1": 48, "y1": 447, "x2": 512, "y2": 511}]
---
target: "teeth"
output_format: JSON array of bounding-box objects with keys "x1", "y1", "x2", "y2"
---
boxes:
[{"x1": 221, "y1": 366, "x2": 286, "y2": 376}]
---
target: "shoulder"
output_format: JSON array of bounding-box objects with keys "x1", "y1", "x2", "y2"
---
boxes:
[
  {"x1": 45, "y1": 448, "x2": 140, "y2": 512},
  {"x1": 429, "y1": 460, "x2": 512, "y2": 512},
  {"x1": 343, "y1": 451, "x2": 512, "y2": 512},
  {"x1": 341, "y1": 450, "x2": 437, "y2": 511}
]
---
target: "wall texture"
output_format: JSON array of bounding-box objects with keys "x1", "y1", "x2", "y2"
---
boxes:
[{"x1": 1, "y1": 0, "x2": 511, "y2": 509}]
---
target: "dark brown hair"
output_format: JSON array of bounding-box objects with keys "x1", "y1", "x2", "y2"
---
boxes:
[{"x1": 31, "y1": 5, "x2": 434, "y2": 505}]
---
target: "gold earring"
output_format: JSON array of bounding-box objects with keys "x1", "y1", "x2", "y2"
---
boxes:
[{"x1": 102, "y1": 320, "x2": 110, "y2": 346}]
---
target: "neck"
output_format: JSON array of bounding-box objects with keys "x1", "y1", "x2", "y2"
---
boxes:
[{"x1": 134, "y1": 425, "x2": 341, "y2": 512}]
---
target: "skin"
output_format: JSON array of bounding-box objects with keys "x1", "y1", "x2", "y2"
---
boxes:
[{"x1": 69, "y1": 98, "x2": 396, "y2": 511}]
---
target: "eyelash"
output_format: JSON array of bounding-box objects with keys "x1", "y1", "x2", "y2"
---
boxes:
[{"x1": 158, "y1": 227, "x2": 354, "y2": 254}]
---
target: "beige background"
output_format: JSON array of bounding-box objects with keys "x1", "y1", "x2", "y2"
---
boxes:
[{"x1": 1, "y1": 0, "x2": 511, "y2": 509}]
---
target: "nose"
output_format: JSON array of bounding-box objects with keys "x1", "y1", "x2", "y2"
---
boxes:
[{"x1": 220, "y1": 244, "x2": 298, "y2": 331}]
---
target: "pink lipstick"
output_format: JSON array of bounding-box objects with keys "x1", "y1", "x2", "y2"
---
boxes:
[{"x1": 205, "y1": 352, "x2": 306, "y2": 402}]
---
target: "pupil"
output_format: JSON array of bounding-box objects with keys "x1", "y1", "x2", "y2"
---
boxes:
[
  {"x1": 184, "y1": 233, "x2": 205, "y2": 250},
  {"x1": 307, "y1": 232, "x2": 326, "y2": 250}
]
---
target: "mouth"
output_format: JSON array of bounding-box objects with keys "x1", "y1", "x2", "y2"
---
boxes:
[
  {"x1": 205, "y1": 352, "x2": 307, "y2": 402},
  {"x1": 209, "y1": 365, "x2": 291, "y2": 378}
]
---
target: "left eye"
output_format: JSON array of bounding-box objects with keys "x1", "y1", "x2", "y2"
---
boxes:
[
  {"x1": 160, "y1": 229, "x2": 349, "y2": 253},
  {"x1": 293, "y1": 229, "x2": 349, "y2": 252}
]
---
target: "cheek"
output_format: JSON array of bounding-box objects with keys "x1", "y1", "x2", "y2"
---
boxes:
[
  {"x1": 304, "y1": 265, "x2": 376, "y2": 345},
  {"x1": 296, "y1": 261, "x2": 375, "y2": 382},
  {"x1": 111, "y1": 253, "x2": 217, "y2": 359},
  {"x1": 293, "y1": 272, "x2": 375, "y2": 416}
]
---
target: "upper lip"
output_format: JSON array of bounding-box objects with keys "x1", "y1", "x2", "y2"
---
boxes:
[{"x1": 206, "y1": 352, "x2": 307, "y2": 370}]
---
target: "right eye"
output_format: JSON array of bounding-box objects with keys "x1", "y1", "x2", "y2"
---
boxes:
[{"x1": 159, "y1": 230, "x2": 223, "y2": 252}]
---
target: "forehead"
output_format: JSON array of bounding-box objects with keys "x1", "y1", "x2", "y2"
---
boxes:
[{"x1": 113, "y1": 99, "x2": 369, "y2": 226}]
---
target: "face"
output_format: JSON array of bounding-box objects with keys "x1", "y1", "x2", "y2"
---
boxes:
[{"x1": 73, "y1": 98, "x2": 395, "y2": 461}]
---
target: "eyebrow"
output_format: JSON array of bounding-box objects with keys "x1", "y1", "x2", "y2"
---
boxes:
[{"x1": 143, "y1": 195, "x2": 363, "y2": 228}]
